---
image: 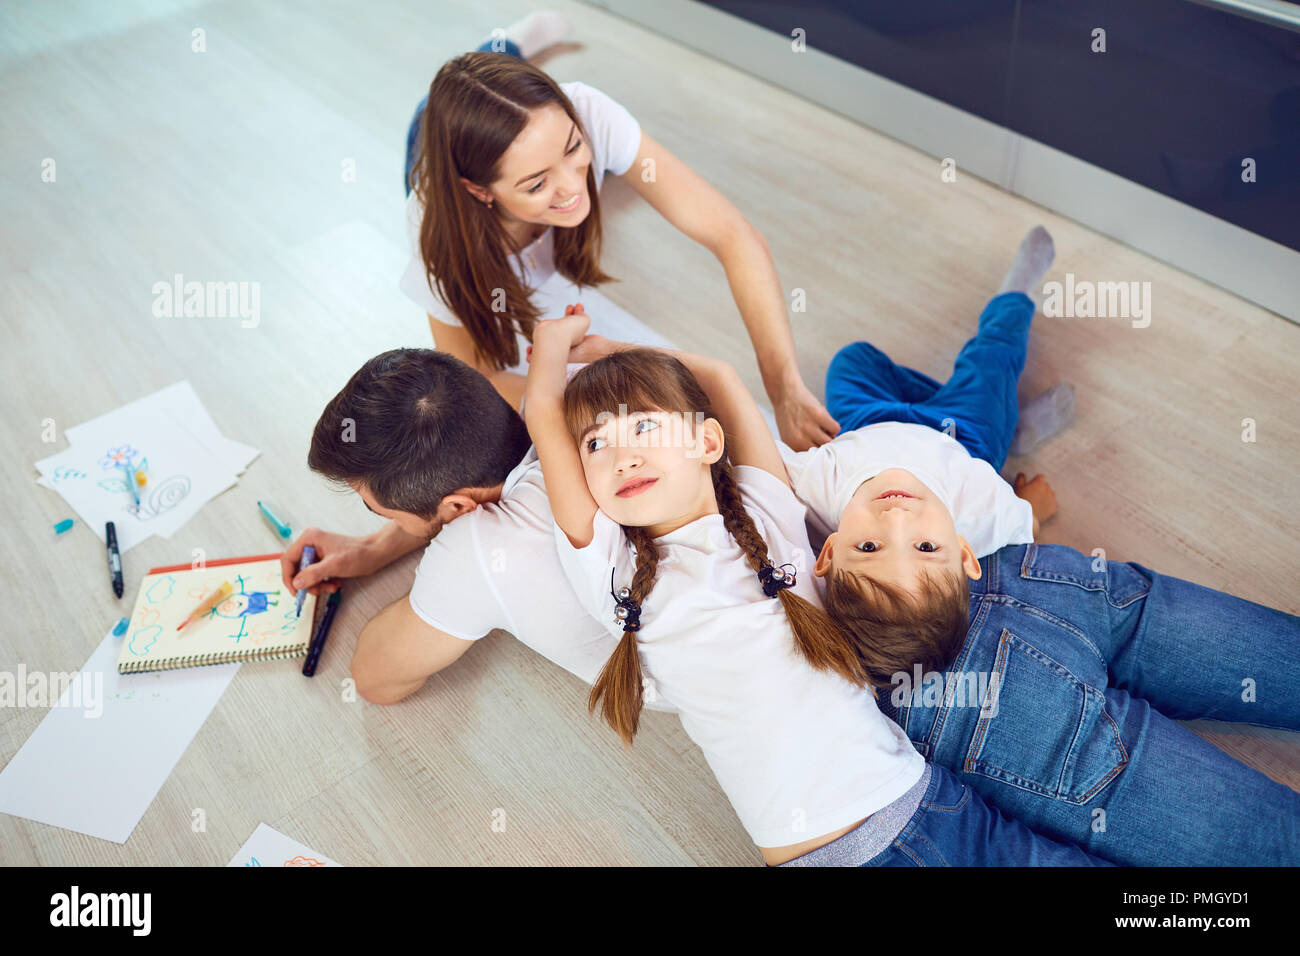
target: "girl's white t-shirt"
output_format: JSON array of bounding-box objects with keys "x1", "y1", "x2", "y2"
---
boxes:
[
  {"x1": 399, "y1": 80, "x2": 643, "y2": 375},
  {"x1": 553, "y1": 465, "x2": 925, "y2": 849}
]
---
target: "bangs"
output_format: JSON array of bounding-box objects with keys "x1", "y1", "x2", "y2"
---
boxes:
[{"x1": 562, "y1": 349, "x2": 699, "y2": 444}]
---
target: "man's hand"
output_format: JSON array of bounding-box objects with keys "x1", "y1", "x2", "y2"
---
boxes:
[
  {"x1": 773, "y1": 376, "x2": 841, "y2": 451},
  {"x1": 280, "y1": 528, "x2": 387, "y2": 595},
  {"x1": 1013, "y1": 472, "x2": 1058, "y2": 524}
]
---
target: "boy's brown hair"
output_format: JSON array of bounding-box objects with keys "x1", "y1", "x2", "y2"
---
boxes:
[{"x1": 823, "y1": 567, "x2": 971, "y2": 684}]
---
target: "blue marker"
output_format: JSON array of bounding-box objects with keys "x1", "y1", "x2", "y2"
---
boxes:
[
  {"x1": 112, "y1": 617, "x2": 129, "y2": 637},
  {"x1": 295, "y1": 545, "x2": 316, "y2": 618},
  {"x1": 119, "y1": 461, "x2": 141, "y2": 510},
  {"x1": 257, "y1": 500, "x2": 292, "y2": 540}
]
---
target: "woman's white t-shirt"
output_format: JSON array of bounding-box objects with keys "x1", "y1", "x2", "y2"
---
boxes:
[
  {"x1": 399, "y1": 80, "x2": 643, "y2": 375},
  {"x1": 553, "y1": 465, "x2": 925, "y2": 849}
]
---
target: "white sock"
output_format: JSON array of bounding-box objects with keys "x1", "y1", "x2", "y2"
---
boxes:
[
  {"x1": 997, "y1": 225, "x2": 1056, "y2": 298},
  {"x1": 502, "y1": 11, "x2": 571, "y2": 60},
  {"x1": 1010, "y1": 382, "x2": 1075, "y2": 457}
]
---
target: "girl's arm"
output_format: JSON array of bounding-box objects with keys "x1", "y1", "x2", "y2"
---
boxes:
[
  {"x1": 618, "y1": 131, "x2": 840, "y2": 452},
  {"x1": 523, "y1": 311, "x2": 601, "y2": 548},
  {"x1": 427, "y1": 313, "x2": 526, "y2": 411}
]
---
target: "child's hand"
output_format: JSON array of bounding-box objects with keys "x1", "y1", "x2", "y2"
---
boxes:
[
  {"x1": 532, "y1": 304, "x2": 589, "y2": 352},
  {"x1": 1013, "y1": 472, "x2": 1057, "y2": 523}
]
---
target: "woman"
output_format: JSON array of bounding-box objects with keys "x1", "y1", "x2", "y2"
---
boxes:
[{"x1": 399, "y1": 15, "x2": 839, "y2": 450}]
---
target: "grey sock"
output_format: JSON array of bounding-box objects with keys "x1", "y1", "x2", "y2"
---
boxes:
[
  {"x1": 997, "y1": 225, "x2": 1056, "y2": 298},
  {"x1": 1010, "y1": 382, "x2": 1075, "y2": 457}
]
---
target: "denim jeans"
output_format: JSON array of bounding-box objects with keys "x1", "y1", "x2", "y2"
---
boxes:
[
  {"x1": 865, "y1": 764, "x2": 1110, "y2": 866},
  {"x1": 824, "y1": 292, "x2": 1033, "y2": 471},
  {"x1": 880, "y1": 543, "x2": 1300, "y2": 866},
  {"x1": 404, "y1": 39, "x2": 523, "y2": 196}
]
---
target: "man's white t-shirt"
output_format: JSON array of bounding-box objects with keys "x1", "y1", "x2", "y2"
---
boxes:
[
  {"x1": 783, "y1": 422, "x2": 1034, "y2": 558},
  {"x1": 398, "y1": 81, "x2": 643, "y2": 376},
  {"x1": 408, "y1": 447, "x2": 677, "y2": 714},
  {"x1": 552, "y1": 465, "x2": 925, "y2": 848}
]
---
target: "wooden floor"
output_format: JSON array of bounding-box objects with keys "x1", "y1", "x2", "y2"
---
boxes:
[{"x1": 1, "y1": 0, "x2": 1296, "y2": 866}]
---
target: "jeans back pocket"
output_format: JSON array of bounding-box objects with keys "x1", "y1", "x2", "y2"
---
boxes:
[{"x1": 964, "y1": 628, "x2": 1127, "y2": 804}]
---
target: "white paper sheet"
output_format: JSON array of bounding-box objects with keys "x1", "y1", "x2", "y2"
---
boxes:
[
  {"x1": 227, "y1": 822, "x2": 342, "y2": 867},
  {"x1": 34, "y1": 381, "x2": 257, "y2": 552},
  {"x1": 0, "y1": 628, "x2": 239, "y2": 844},
  {"x1": 65, "y1": 380, "x2": 260, "y2": 476},
  {"x1": 35, "y1": 421, "x2": 239, "y2": 552}
]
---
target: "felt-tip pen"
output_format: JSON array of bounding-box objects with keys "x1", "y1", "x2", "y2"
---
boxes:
[
  {"x1": 106, "y1": 521, "x2": 123, "y2": 598},
  {"x1": 302, "y1": 589, "x2": 340, "y2": 677},
  {"x1": 295, "y1": 545, "x2": 316, "y2": 618}
]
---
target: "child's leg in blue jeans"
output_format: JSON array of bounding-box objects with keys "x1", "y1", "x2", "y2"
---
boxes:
[
  {"x1": 824, "y1": 342, "x2": 943, "y2": 432},
  {"x1": 823, "y1": 292, "x2": 1034, "y2": 470},
  {"x1": 915, "y1": 291, "x2": 1035, "y2": 471}
]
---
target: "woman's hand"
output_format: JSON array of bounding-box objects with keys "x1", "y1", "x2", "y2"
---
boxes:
[
  {"x1": 772, "y1": 375, "x2": 841, "y2": 451},
  {"x1": 280, "y1": 528, "x2": 384, "y2": 595}
]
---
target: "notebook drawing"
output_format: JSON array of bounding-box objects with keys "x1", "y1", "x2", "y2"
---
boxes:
[{"x1": 117, "y1": 553, "x2": 316, "y2": 673}]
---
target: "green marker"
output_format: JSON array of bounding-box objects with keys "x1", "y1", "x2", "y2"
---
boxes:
[{"x1": 257, "y1": 500, "x2": 292, "y2": 540}]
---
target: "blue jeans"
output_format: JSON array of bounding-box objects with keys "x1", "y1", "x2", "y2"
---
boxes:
[
  {"x1": 404, "y1": 38, "x2": 523, "y2": 196},
  {"x1": 869, "y1": 764, "x2": 1110, "y2": 866},
  {"x1": 824, "y1": 291, "x2": 1033, "y2": 471},
  {"x1": 880, "y1": 543, "x2": 1300, "y2": 866}
]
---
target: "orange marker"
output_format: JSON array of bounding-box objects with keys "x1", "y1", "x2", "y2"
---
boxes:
[{"x1": 177, "y1": 582, "x2": 234, "y2": 631}]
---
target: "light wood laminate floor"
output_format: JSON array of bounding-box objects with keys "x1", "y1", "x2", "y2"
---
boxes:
[{"x1": 1, "y1": 0, "x2": 1296, "y2": 865}]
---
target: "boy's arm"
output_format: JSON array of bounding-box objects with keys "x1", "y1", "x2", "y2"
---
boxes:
[{"x1": 524, "y1": 313, "x2": 600, "y2": 548}]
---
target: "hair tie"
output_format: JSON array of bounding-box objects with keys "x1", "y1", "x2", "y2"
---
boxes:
[
  {"x1": 610, "y1": 567, "x2": 642, "y2": 632},
  {"x1": 757, "y1": 561, "x2": 798, "y2": 598}
]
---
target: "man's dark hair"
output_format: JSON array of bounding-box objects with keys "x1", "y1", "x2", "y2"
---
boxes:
[{"x1": 308, "y1": 348, "x2": 531, "y2": 519}]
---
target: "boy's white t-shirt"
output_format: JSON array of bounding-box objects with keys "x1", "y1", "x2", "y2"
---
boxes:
[
  {"x1": 398, "y1": 80, "x2": 643, "y2": 375},
  {"x1": 407, "y1": 447, "x2": 678, "y2": 714},
  {"x1": 553, "y1": 465, "x2": 925, "y2": 849},
  {"x1": 782, "y1": 422, "x2": 1034, "y2": 558}
]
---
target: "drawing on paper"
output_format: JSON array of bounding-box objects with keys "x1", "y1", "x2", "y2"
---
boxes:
[
  {"x1": 126, "y1": 563, "x2": 306, "y2": 659},
  {"x1": 146, "y1": 575, "x2": 176, "y2": 604},
  {"x1": 128, "y1": 626, "x2": 161, "y2": 657},
  {"x1": 94, "y1": 444, "x2": 191, "y2": 521}
]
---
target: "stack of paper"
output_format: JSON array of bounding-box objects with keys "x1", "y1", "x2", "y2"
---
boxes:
[{"x1": 34, "y1": 381, "x2": 259, "y2": 552}]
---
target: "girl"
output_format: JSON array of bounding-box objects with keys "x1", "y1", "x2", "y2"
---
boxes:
[
  {"x1": 523, "y1": 307, "x2": 1108, "y2": 866},
  {"x1": 401, "y1": 12, "x2": 838, "y2": 450}
]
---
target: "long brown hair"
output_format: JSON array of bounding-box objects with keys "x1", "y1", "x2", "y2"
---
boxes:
[
  {"x1": 563, "y1": 350, "x2": 871, "y2": 746},
  {"x1": 413, "y1": 52, "x2": 613, "y2": 372}
]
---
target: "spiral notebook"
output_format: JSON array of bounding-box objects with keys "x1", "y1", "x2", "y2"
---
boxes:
[{"x1": 116, "y1": 553, "x2": 316, "y2": 673}]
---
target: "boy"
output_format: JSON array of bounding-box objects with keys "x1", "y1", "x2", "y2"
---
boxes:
[{"x1": 793, "y1": 226, "x2": 1066, "y2": 682}]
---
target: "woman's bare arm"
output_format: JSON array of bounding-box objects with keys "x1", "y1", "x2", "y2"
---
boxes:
[{"x1": 618, "y1": 131, "x2": 839, "y2": 451}]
